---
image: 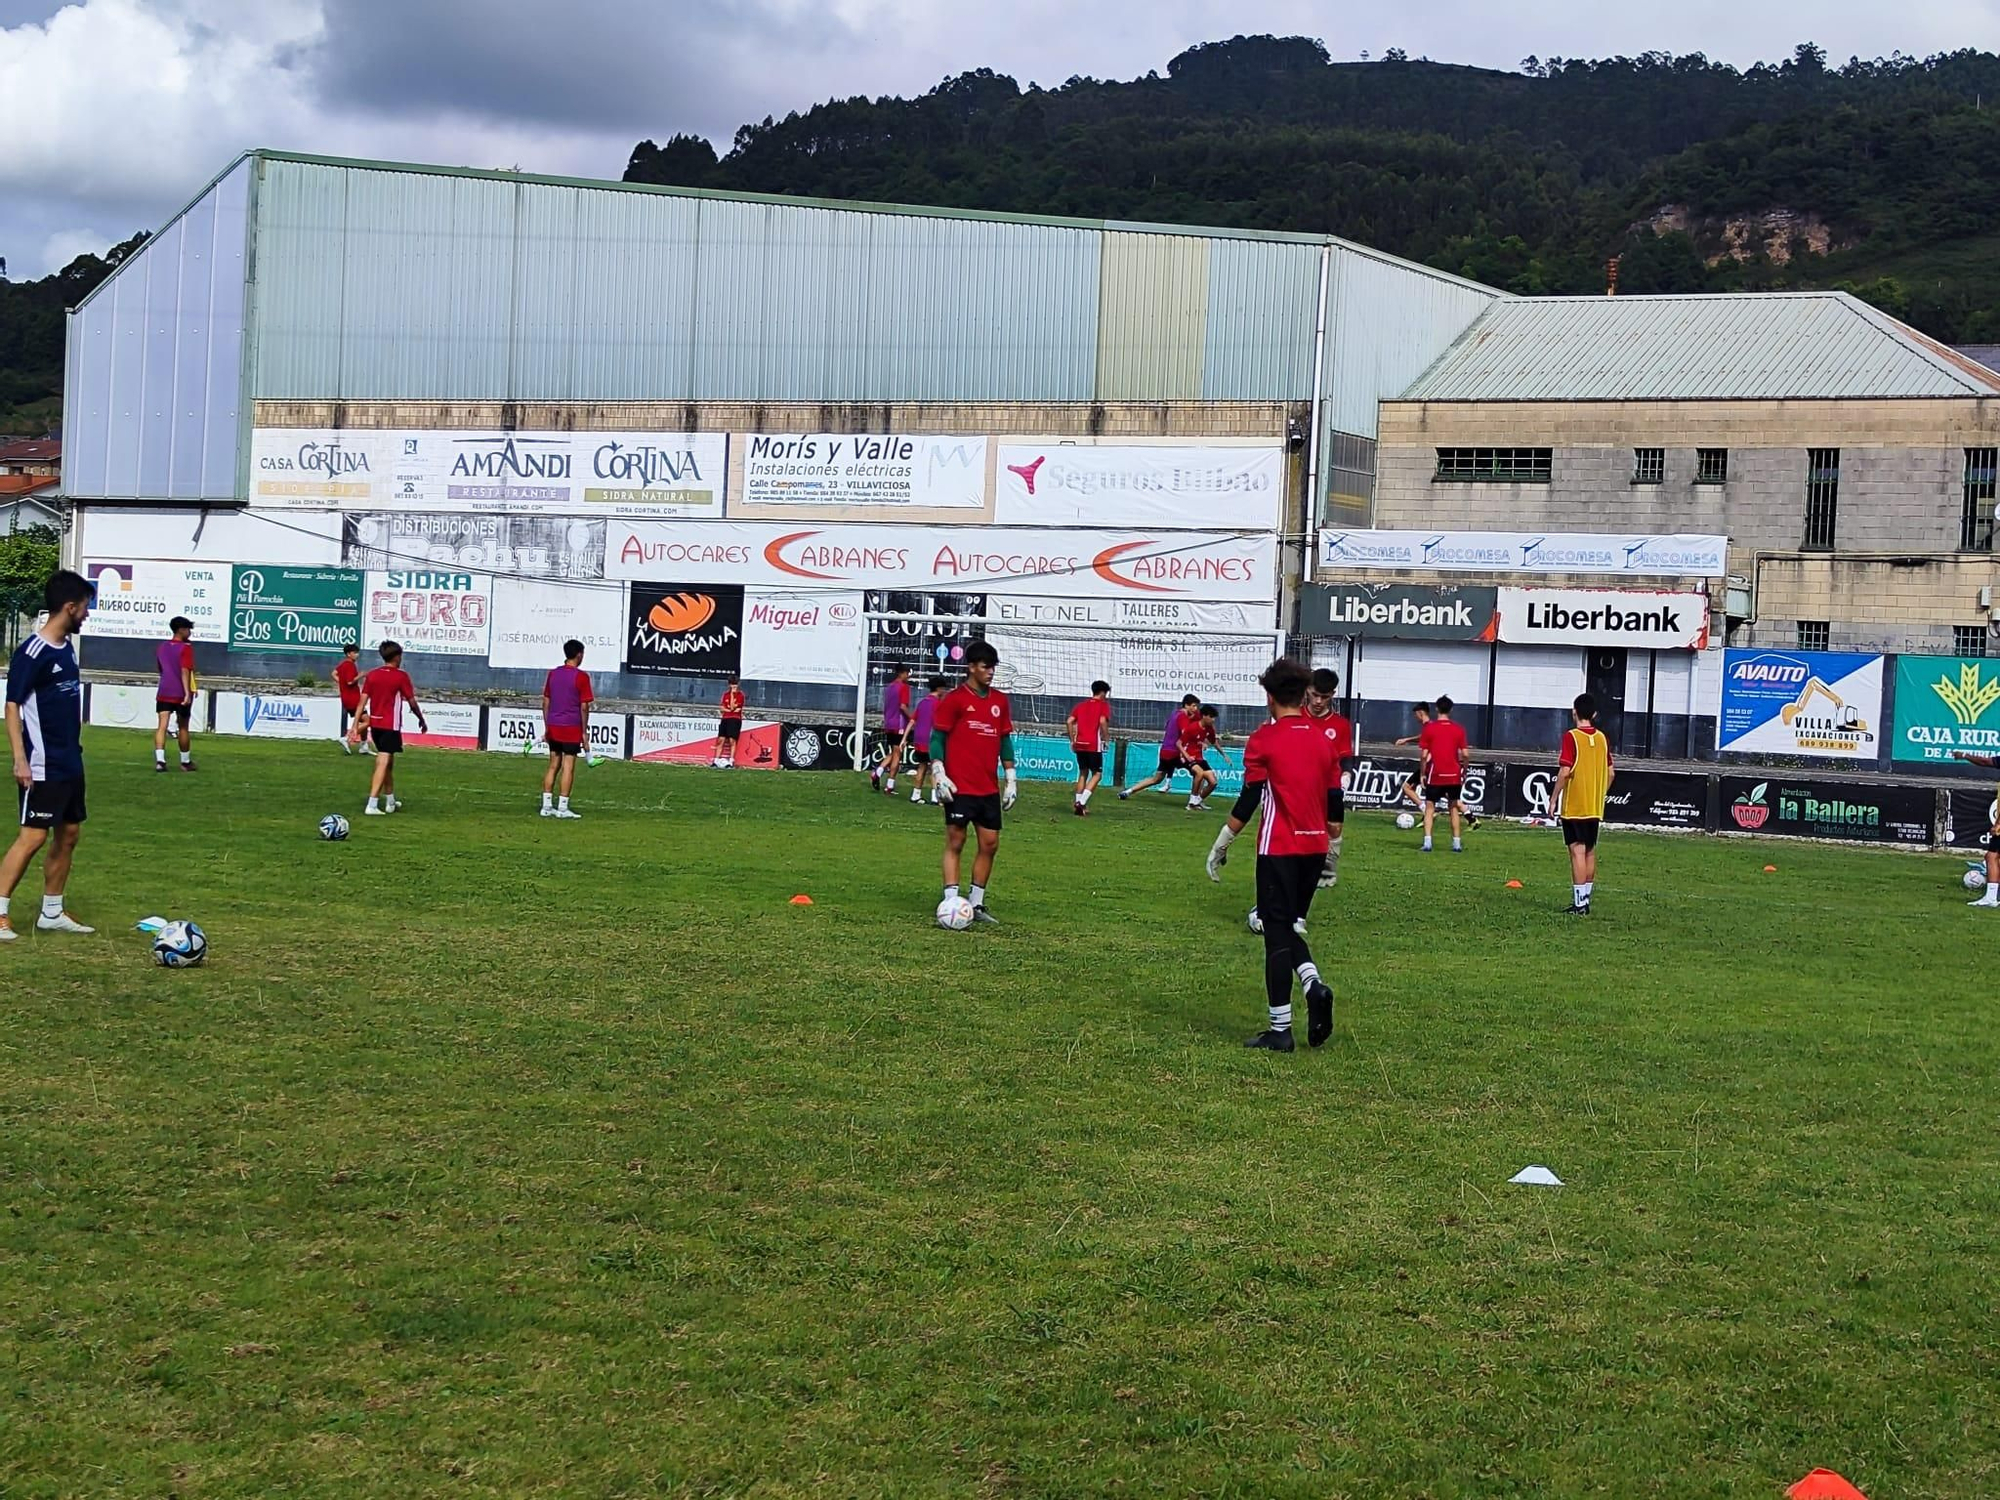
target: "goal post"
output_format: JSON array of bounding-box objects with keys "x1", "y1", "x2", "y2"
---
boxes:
[{"x1": 853, "y1": 612, "x2": 1287, "y2": 779}]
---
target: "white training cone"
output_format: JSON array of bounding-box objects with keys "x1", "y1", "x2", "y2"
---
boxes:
[{"x1": 1509, "y1": 1165, "x2": 1564, "y2": 1187}]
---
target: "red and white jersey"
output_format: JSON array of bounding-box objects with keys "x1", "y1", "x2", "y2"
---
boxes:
[
  {"x1": 1305, "y1": 706, "x2": 1354, "y2": 788},
  {"x1": 361, "y1": 666, "x2": 416, "y2": 730},
  {"x1": 1244, "y1": 714, "x2": 1341, "y2": 855},
  {"x1": 933, "y1": 683, "x2": 1013, "y2": 796}
]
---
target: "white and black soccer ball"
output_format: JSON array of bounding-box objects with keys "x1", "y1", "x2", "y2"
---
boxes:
[
  {"x1": 1395, "y1": 812, "x2": 1417, "y2": 831},
  {"x1": 1965, "y1": 866, "x2": 1989, "y2": 892},
  {"x1": 318, "y1": 813, "x2": 350, "y2": 841},
  {"x1": 152, "y1": 920, "x2": 208, "y2": 968},
  {"x1": 935, "y1": 896, "x2": 975, "y2": 931}
]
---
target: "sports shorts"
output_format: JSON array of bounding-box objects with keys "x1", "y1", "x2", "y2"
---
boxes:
[
  {"x1": 370, "y1": 729, "x2": 405, "y2": 755},
  {"x1": 718, "y1": 717, "x2": 743, "y2": 740},
  {"x1": 910, "y1": 749, "x2": 931, "y2": 766},
  {"x1": 1074, "y1": 750, "x2": 1104, "y2": 775},
  {"x1": 1184, "y1": 757, "x2": 1213, "y2": 774},
  {"x1": 1254, "y1": 852, "x2": 1324, "y2": 945},
  {"x1": 944, "y1": 792, "x2": 1003, "y2": 832},
  {"x1": 20, "y1": 775, "x2": 86, "y2": 829},
  {"x1": 1425, "y1": 780, "x2": 1465, "y2": 805},
  {"x1": 1560, "y1": 817, "x2": 1601, "y2": 852},
  {"x1": 546, "y1": 734, "x2": 583, "y2": 757},
  {"x1": 1156, "y1": 751, "x2": 1182, "y2": 776},
  {"x1": 155, "y1": 698, "x2": 191, "y2": 725}
]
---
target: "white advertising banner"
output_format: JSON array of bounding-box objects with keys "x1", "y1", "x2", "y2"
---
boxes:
[
  {"x1": 87, "y1": 682, "x2": 173, "y2": 730},
  {"x1": 1317, "y1": 530, "x2": 1729, "y2": 578},
  {"x1": 983, "y1": 595, "x2": 1283, "y2": 706},
  {"x1": 633, "y1": 714, "x2": 780, "y2": 764},
  {"x1": 487, "y1": 576, "x2": 627, "y2": 671},
  {"x1": 1495, "y1": 588, "x2": 1711, "y2": 650},
  {"x1": 403, "y1": 702, "x2": 482, "y2": 750},
  {"x1": 485, "y1": 707, "x2": 629, "y2": 760},
  {"x1": 996, "y1": 442, "x2": 1284, "y2": 531},
  {"x1": 251, "y1": 428, "x2": 728, "y2": 517},
  {"x1": 605, "y1": 521, "x2": 1277, "y2": 602},
  {"x1": 740, "y1": 590, "x2": 865, "y2": 686},
  {"x1": 212, "y1": 691, "x2": 343, "y2": 740},
  {"x1": 738, "y1": 434, "x2": 986, "y2": 510},
  {"x1": 363, "y1": 570, "x2": 493, "y2": 657},
  {"x1": 81, "y1": 561, "x2": 229, "y2": 642}
]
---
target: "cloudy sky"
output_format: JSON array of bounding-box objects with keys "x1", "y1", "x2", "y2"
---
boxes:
[{"x1": 3, "y1": 0, "x2": 1998, "y2": 278}]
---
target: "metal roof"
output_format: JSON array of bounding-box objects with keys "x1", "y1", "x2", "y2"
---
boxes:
[{"x1": 1398, "y1": 292, "x2": 2000, "y2": 402}]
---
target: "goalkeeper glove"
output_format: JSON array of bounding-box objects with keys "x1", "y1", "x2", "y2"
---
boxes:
[
  {"x1": 1001, "y1": 770, "x2": 1018, "y2": 811},
  {"x1": 930, "y1": 768, "x2": 958, "y2": 803},
  {"x1": 1206, "y1": 823, "x2": 1238, "y2": 882}
]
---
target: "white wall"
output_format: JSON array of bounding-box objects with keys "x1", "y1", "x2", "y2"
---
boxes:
[{"x1": 1352, "y1": 638, "x2": 1490, "y2": 706}]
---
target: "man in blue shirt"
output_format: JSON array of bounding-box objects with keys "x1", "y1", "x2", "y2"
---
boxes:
[{"x1": 3, "y1": 569, "x2": 95, "y2": 940}]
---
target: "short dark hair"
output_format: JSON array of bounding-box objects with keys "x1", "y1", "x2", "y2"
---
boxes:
[
  {"x1": 378, "y1": 640, "x2": 403, "y2": 663},
  {"x1": 169, "y1": 615, "x2": 193, "y2": 634},
  {"x1": 1573, "y1": 692, "x2": 1598, "y2": 722},
  {"x1": 563, "y1": 639, "x2": 585, "y2": 659},
  {"x1": 1310, "y1": 667, "x2": 1339, "y2": 695},
  {"x1": 1200, "y1": 704, "x2": 1218, "y2": 719},
  {"x1": 1412, "y1": 703, "x2": 1431, "y2": 719},
  {"x1": 1435, "y1": 695, "x2": 1455, "y2": 715},
  {"x1": 1259, "y1": 656, "x2": 1311, "y2": 707},
  {"x1": 928, "y1": 676, "x2": 947, "y2": 692},
  {"x1": 727, "y1": 677, "x2": 739, "y2": 686},
  {"x1": 44, "y1": 569, "x2": 90, "y2": 616},
  {"x1": 892, "y1": 665, "x2": 910, "y2": 678},
  {"x1": 1091, "y1": 680, "x2": 1111, "y2": 695},
  {"x1": 1181, "y1": 692, "x2": 1201, "y2": 707},
  {"x1": 964, "y1": 641, "x2": 999, "y2": 669},
  {"x1": 342, "y1": 640, "x2": 360, "y2": 654}
]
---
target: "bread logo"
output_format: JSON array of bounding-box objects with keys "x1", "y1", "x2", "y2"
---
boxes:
[{"x1": 648, "y1": 592, "x2": 716, "y2": 634}]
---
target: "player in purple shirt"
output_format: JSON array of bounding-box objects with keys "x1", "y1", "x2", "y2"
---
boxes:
[
  {"x1": 872, "y1": 666, "x2": 914, "y2": 794},
  {"x1": 904, "y1": 676, "x2": 946, "y2": 804},
  {"x1": 539, "y1": 640, "x2": 593, "y2": 818},
  {"x1": 1118, "y1": 692, "x2": 1203, "y2": 800},
  {"x1": 152, "y1": 617, "x2": 198, "y2": 772}
]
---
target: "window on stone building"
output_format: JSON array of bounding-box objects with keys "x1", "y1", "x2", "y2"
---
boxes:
[
  {"x1": 1796, "y1": 620, "x2": 1830, "y2": 652},
  {"x1": 1632, "y1": 447, "x2": 1665, "y2": 484},
  {"x1": 1803, "y1": 449, "x2": 1840, "y2": 550},
  {"x1": 1955, "y1": 624, "x2": 1989, "y2": 657},
  {"x1": 1434, "y1": 447, "x2": 1551, "y2": 483},
  {"x1": 1961, "y1": 447, "x2": 1998, "y2": 551},
  {"x1": 1696, "y1": 448, "x2": 1729, "y2": 484}
]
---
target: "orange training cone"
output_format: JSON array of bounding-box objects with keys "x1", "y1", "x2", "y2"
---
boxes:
[
  {"x1": 789, "y1": 894, "x2": 814, "y2": 906},
  {"x1": 1504, "y1": 879, "x2": 1524, "y2": 889},
  {"x1": 1764, "y1": 865, "x2": 1778, "y2": 873},
  {"x1": 1787, "y1": 1470, "x2": 1867, "y2": 1500}
]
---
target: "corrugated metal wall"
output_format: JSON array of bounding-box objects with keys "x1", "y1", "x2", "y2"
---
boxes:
[
  {"x1": 63, "y1": 156, "x2": 249, "y2": 500},
  {"x1": 1322, "y1": 244, "x2": 1499, "y2": 439}
]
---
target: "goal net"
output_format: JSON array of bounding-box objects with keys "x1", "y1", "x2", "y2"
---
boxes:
[{"x1": 854, "y1": 610, "x2": 1286, "y2": 775}]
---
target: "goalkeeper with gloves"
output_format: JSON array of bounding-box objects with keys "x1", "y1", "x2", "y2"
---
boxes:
[
  {"x1": 1204, "y1": 657, "x2": 1340, "y2": 1052},
  {"x1": 928, "y1": 640, "x2": 1018, "y2": 927}
]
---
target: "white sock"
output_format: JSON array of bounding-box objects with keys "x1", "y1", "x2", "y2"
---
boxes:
[
  {"x1": 0, "y1": 897, "x2": 9, "y2": 917},
  {"x1": 1269, "y1": 1002, "x2": 1293, "y2": 1032},
  {"x1": 943, "y1": 884, "x2": 959, "y2": 902},
  {"x1": 885, "y1": 778, "x2": 896, "y2": 792},
  {"x1": 366, "y1": 797, "x2": 379, "y2": 811},
  {"x1": 969, "y1": 884, "x2": 986, "y2": 908},
  {"x1": 154, "y1": 748, "x2": 165, "y2": 765},
  {"x1": 42, "y1": 895, "x2": 64, "y2": 918},
  {"x1": 558, "y1": 796, "x2": 570, "y2": 811},
  {"x1": 1581, "y1": 881, "x2": 1593, "y2": 902},
  {"x1": 541, "y1": 792, "x2": 552, "y2": 810},
  {"x1": 1327, "y1": 836, "x2": 1342, "y2": 876},
  {"x1": 1296, "y1": 961, "x2": 1321, "y2": 988},
  {"x1": 1078, "y1": 787, "x2": 1092, "y2": 805},
  {"x1": 910, "y1": 788, "x2": 922, "y2": 802},
  {"x1": 1422, "y1": 837, "x2": 1433, "y2": 849},
  {"x1": 180, "y1": 750, "x2": 192, "y2": 765},
  {"x1": 1452, "y1": 838, "x2": 1463, "y2": 850}
]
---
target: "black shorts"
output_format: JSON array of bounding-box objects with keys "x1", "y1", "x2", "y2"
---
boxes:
[
  {"x1": 718, "y1": 718, "x2": 743, "y2": 740},
  {"x1": 370, "y1": 729, "x2": 404, "y2": 755},
  {"x1": 944, "y1": 792, "x2": 1003, "y2": 831},
  {"x1": 1561, "y1": 817, "x2": 1601, "y2": 852},
  {"x1": 1254, "y1": 852, "x2": 1324, "y2": 942},
  {"x1": 340, "y1": 704, "x2": 361, "y2": 731},
  {"x1": 1426, "y1": 781, "x2": 1465, "y2": 805},
  {"x1": 1186, "y1": 758, "x2": 1213, "y2": 775},
  {"x1": 1156, "y1": 751, "x2": 1182, "y2": 776},
  {"x1": 1327, "y1": 788, "x2": 1346, "y2": 822},
  {"x1": 1075, "y1": 750, "x2": 1104, "y2": 775},
  {"x1": 156, "y1": 698, "x2": 191, "y2": 725},
  {"x1": 20, "y1": 776, "x2": 86, "y2": 829},
  {"x1": 910, "y1": 749, "x2": 931, "y2": 766},
  {"x1": 547, "y1": 734, "x2": 583, "y2": 758}
]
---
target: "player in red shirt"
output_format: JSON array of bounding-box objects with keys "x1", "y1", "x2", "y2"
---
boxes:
[
  {"x1": 1205, "y1": 658, "x2": 1339, "y2": 1052},
  {"x1": 1118, "y1": 693, "x2": 1202, "y2": 801},
  {"x1": 1304, "y1": 667, "x2": 1355, "y2": 886},
  {"x1": 715, "y1": 679, "x2": 747, "y2": 769},
  {"x1": 360, "y1": 640, "x2": 427, "y2": 816},
  {"x1": 331, "y1": 640, "x2": 371, "y2": 755},
  {"x1": 1065, "y1": 680, "x2": 1113, "y2": 817},
  {"x1": 927, "y1": 641, "x2": 1017, "y2": 925},
  {"x1": 1416, "y1": 694, "x2": 1473, "y2": 852},
  {"x1": 1178, "y1": 704, "x2": 1226, "y2": 810}
]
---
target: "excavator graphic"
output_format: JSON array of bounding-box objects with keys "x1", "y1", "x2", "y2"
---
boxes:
[{"x1": 1780, "y1": 678, "x2": 1872, "y2": 738}]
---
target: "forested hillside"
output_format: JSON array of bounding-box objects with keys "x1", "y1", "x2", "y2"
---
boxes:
[
  {"x1": 628, "y1": 36, "x2": 2000, "y2": 342},
  {"x1": 0, "y1": 236, "x2": 143, "y2": 434}
]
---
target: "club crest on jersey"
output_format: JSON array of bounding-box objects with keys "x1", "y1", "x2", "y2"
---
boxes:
[{"x1": 989, "y1": 703, "x2": 1000, "y2": 718}]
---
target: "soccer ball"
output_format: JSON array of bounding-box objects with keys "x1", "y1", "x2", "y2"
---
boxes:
[
  {"x1": 935, "y1": 896, "x2": 976, "y2": 931},
  {"x1": 152, "y1": 920, "x2": 208, "y2": 968},
  {"x1": 1965, "y1": 867, "x2": 1989, "y2": 892},
  {"x1": 1396, "y1": 812, "x2": 1417, "y2": 830},
  {"x1": 318, "y1": 813, "x2": 350, "y2": 841}
]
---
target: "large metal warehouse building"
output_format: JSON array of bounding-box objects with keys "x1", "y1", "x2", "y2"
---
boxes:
[{"x1": 59, "y1": 149, "x2": 1498, "y2": 730}]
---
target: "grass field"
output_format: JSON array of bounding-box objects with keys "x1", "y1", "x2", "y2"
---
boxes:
[{"x1": 3, "y1": 728, "x2": 1997, "y2": 1498}]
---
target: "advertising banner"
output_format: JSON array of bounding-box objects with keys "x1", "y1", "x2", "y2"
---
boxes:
[
  {"x1": 1341, "y1": 756, "x2": 1501, "y2": 817},
  {"x1": 741, "y1": 590, "x2": 865, "y2": 687},
  {"x1": 1892, "y1": 656, "x2": 2000, "y2": 764},
  {"x1": 779, "y1": 722, "x2": 859, "y2": 771},
  {"x1": 403, "y1": 702, "x2": 482, "y2": 750},
  {"x1": 1316, "y1": 529, "x2": 1728, "y2": 578},
  {"x1": 86, "y1": 682, "x2": 174, "y2": 730},
  {"x1": 1300, "y1": 582, "x2": 1498, "y2": 640},
  {"x1": 982, "y1": 595, "x2": 1281, "y2": 707},
  {"x1": 487, "y1": 576, "x2": 626, "y2": 672},
  {"x1": 1944, "y1": 785, "x2": 1999, "y2": 849},
  {"x1": 1495, "y1": 588, "x2": 1709, "y2": 650},
  {"x1": 343, "y1": 512, "x2": 607, "y2": 580},
  {"x1": 1505, "y1": 764, "x2": 1709, "y2": 829},
  {"x1": 995, "y1": 442, "x2": 1284, "y2": 531},
  {"x1": 363, "y1": 570, "x2": 492, "y2": 658},
  {"x1": 624, "y1": 583, "x2": 745, "y2": 678},
  {"x1": 230, "y1": 566, "x2": 364, "y2": 655},
  {"x1": 82, "y1": 561, "x2": 229, "y2": 642},
  {"x1": 1718, "y1": 777, "x2": 1933, "y2": 844},
  {"x1": 867, "y1": 591, "x2": 987, "y2": 683},
  {"x1": 739, "y1": 433, "x2": 985, "y2": 510},
  {"x1": 633, "y1": 714, "x2": 780, "y2": 769},
  {"x1": 1009, "y1": 733, "x2": 1082, "y2": 783},
  {"x1": 1717, "y1": 650, "x2": 1883, "y2": 759},
  {"x1": 604, "y1": 520, "x2": 1277, "y2": 602},
  {"x1": 485, "y1": 708, "x2": 629, "y2": 760},
  {"x1": 252, "y1": 428, "x2": 727, "y2": 517},
  {"x1": 212, "y1": 691, "x2": 343, "y2": 740}
]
